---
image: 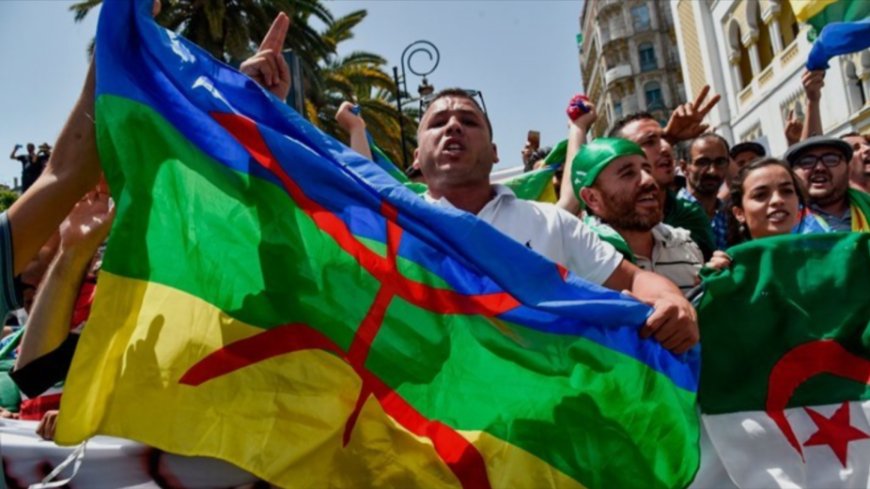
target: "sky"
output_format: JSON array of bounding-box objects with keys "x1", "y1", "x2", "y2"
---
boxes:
[{"x1": 0, "y1": 0, "x2": 584, "y2": 187}]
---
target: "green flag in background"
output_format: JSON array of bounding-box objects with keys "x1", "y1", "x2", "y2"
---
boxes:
[{"x1": 694, "y1": 233, "x2": 870, "y2": 488}]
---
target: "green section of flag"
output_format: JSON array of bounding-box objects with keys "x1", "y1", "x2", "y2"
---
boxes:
[
  {"x1": 697, "y1": 233, "x2": 870, "y2": 414},
  {"x1": 543, "y1": 139, "x2": 569, "y2": 167},
  {"x1": 502, "y1": 167, "x2": 557, "y2": 202},
  {"x1": 804, "y1": 0, "x2": 870, "y2": 40},
  {"x1": 370, "y1": 296, "x2": 699, "y2": 489}
]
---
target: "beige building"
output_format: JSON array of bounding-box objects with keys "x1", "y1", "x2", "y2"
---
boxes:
[
  {"x1": 579, "y1": 0, "x2": 687, "y2": 137},
  {"x1": 670, "y1": 0, "x2": 870, "y2": 155}
]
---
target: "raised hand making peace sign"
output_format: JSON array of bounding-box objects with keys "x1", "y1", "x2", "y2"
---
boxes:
[
  {"x1": 663, "y1": 85, "x2": 721, "y2": 144},
  {"x1": 240, "y1": 13, "x2": 292, "y2": 101}
]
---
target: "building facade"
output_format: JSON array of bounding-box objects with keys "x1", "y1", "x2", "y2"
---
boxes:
[
  {"x1": 670, "y1": 0, "x2": 870, "y2": 156},
  {"x1": 579, "y1": 0, "x2": 687, "y2": 137}
]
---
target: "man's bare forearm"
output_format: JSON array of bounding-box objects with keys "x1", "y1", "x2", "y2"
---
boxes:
[
  {"x1": 556, "y1": 124, "x2": 586, "y2": 215},
  {"x1": 801, "y1": 99, "x2": 823, "y2": 140},
  {"x1": 348, "y1": 127, "x2": 373, "y2": 160},
  {"x1": 15, "y1": 251, "x2": 91, "y2": 370},
  {"x1": 7, "y1": 62, "x2": 100, "y2": 274}
]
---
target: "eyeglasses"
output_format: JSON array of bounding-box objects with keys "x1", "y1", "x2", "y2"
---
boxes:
[
  {"x1": 793, "y1": 153, "x2": 844, "y2": 169},
  {"x1": 420, "y1": 89, "x2": 488, "y2": 115},
  {"x1": 690, "y1": 157, "x2": 729, "y2": 169}
]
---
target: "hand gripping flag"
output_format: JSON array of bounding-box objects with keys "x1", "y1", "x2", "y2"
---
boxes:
[
  {"x1": 55, "y1": 1, "x2": 701, "y2": 487},
  {"x1": 695, "y1": 233, "x2": 870, "y2": 488}
]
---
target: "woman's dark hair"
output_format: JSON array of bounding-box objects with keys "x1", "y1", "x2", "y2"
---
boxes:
[{"x1": 726, "y1": 157, "x2": 809, "y2": 245}]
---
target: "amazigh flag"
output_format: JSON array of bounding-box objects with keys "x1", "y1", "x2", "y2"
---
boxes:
[
  {"x1": 790, "y1": 0, "x2": 870, "y2": 70},
  {"x1": 695, "y1": 233, "x2": 870, "y2": 488},
  {"x1": 55, "y1": 1, "x2": 700, "y2": 487}
]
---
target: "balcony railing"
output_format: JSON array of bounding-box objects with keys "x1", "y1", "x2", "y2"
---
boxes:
[
  {"x1": 599, "y1": 0, "x2": 621, "y2": 13},
  {"x1": 601, "y1": 25, "x2": 632, "y2": 46},
  {"x1": 605, "y1": 63, "x2": 633, "y2": 85}
]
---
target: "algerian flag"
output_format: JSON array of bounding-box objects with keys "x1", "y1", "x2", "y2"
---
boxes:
[{"x1": 695, "y1": 233, "x2": 870, "y2": 488}]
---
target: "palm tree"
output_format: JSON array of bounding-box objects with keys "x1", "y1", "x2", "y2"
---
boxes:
[
  {"x1": 70, "y1": 0, "x2": 333, "y2": 73},
  {"x1": 307, "y1": 10, "x2": 418, "y2": 167}
]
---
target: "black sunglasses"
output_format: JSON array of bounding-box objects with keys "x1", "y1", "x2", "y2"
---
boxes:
[
  {"x1": 420, "y1": 89, "x2": 488, "y2": 115},
  {"x1": 793, "y1": 152, "x2": 844, "y2": 169}
]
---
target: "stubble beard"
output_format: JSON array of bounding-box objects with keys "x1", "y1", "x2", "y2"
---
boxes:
[{"x1": 600, "y1": 192, "x2": 662, "y2": 232}]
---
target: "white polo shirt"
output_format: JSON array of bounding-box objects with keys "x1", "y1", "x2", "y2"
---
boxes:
[{"x1": 425, "y1": 185, "x2": 623, "y2": 285}]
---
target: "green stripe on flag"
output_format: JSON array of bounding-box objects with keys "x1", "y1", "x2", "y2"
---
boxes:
[
  {"x1": 698, "y1": 233, "x2": 870, "y2": 414},
  {"x1": 370, "y1": 296, "x2": 699, "y2": 489}
]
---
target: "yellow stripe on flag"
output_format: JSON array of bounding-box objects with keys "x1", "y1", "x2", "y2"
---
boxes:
[
  {"x1": 789, "y1": 0, "x2": 840, "y2": 22},
  {"x1": 852, "y1": 203, "x2": 870, "y2": 232},
  {"x1": 55, "y1": 272, "x2": 585, "y2": 488}
]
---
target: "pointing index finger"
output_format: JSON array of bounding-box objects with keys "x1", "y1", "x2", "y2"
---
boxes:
[{"x1": 260, "y1": 12, "x2": 290, "y2": 53}]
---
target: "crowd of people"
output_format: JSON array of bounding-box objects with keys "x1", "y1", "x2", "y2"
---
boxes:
[{"x1": 0, "y1": 6, "x2": 867, "y2": 481}]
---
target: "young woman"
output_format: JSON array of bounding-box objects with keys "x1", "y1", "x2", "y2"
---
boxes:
[{"x1": 707, "y1": 158, "x2": 812, "y2": 269}]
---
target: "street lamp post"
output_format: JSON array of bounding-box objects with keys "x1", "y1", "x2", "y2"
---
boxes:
[{"x1": 393, "y1": 40, "x2": 440, "y2": 167}]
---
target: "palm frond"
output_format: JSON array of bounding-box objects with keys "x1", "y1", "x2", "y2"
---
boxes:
[{"x1": 69, "y1": 0, "x2": 103, "y2": 23}]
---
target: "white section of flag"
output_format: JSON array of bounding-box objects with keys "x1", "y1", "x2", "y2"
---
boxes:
[{"x1": 694, "y1": 401, "x2": 870, "y2": 488}]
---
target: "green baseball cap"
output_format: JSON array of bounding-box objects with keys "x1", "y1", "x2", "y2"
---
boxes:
[{"x1": 571, "y1": 137, "x2": 645, "y2": 202}]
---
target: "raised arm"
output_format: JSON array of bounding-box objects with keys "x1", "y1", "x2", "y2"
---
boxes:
[
  {"x1": 557, "y1": 95, "x2": 597, "y2": 215},
  {"x1": 800, "y1": 70, "x2": 824, "y2": 141},
  {"x1": 15, "y1": 186, "x2": 113, "y2": 372},
  {"x1": 335, "y1": 102, "x2": 373, "y2": 160},
  {"x1": 784, "y1": 109, "x2": 803, "y2": 147},
  {"x1": 7, "y1": 62, "x2": 101, "y2": 275},
  {"x1": 9, "y1": 145, "x2": 21, "y2": 160}
]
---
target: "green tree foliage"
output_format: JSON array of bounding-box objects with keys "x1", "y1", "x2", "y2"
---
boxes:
[{"x1": 0, "y1": 189, "x2": 18, "y2": 213}]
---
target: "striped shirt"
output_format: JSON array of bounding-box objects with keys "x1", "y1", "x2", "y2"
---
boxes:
[{"x1": 633, "y1": 223, "x2": 704, "y2": 296}]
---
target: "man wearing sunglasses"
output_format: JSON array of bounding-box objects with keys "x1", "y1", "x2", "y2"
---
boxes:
[
  {"x1": 785, "y1": 136, "x2": 870, "y2": 232},
  {"x1": 678, "y1": 133, "x2": 731, "y2": 250}
]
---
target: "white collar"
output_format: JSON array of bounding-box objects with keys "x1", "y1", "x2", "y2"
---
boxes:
[{"x1": 423, "y1": 184, "x2": 515, "y2": 215}]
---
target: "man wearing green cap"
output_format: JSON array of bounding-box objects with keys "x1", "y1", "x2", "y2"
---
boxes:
[
  {"x1": 572, "y1": 139, "x2": 704, "y2": 296},
  {"x1": 413, "y1": 88, "x2": 699, "y2": 354}
]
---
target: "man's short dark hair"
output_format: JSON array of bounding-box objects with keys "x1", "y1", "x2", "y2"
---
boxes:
[
  {"x1": 608, "y1": 112, "x2": 656, "y2": 138},
  {"x1": 422, "y1": 88, "x2": 493, "y2": 140},
  {"x1": 688, "y1": 132, "x2": 730, "y2": 160},
  {"x1": 673, "y1": 140, "x2": 691, "y2": 162},
  {"x1": 841, "y1": 131, "x2": 862, "y2": 139}
]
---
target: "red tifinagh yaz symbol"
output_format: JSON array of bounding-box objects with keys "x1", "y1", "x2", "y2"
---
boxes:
[{"x1": 179, "y1": 113, "x2": 531, "y2": 488}]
